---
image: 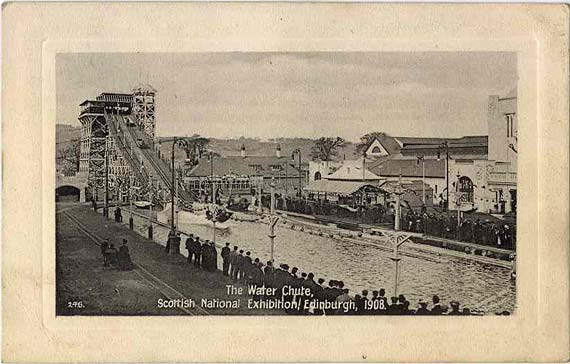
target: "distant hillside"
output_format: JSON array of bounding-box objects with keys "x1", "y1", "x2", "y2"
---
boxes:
[{"x1": 156, "y1": 136, "x2": 359, "y2": 163}]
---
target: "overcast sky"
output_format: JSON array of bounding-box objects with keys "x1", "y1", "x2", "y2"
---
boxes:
[{"x1": 57, "y1": 52, "x2": 517, "y2": 142}]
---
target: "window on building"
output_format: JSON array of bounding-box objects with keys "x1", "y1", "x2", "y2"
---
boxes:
[
  {"x1": 506, "y1": 113, "x2": 515, "y2": 137},
  {"x1": 371, "y1": 146, "x2": 382, "y2": 154},
  {"x1": 314, "y1": 171, "x2": 322, "y2": 181},
  {"x1": 459, "y1": 176, "x2": 474, "y2": 203}
]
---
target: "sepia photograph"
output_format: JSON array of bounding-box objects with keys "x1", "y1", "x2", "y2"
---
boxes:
[
  {"x1": 55, "y1": 51, "x2": 518, "y2": 316},
  {"x1": 3, "y1": 2, "x2": 569, "y2": 362}
]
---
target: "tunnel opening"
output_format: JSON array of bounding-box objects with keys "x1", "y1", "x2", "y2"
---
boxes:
[{"x1": 56, "y1": 185, "x2": 81, "y2": 202}]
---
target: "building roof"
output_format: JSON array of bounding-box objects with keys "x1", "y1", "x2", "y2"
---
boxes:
[
  {"x1": 364, "y1": 136, "x2": 402, "y2": 156},
  {"x1": 188, "y1": 156, "x2": 301, "y2": 178},
  {"x1": 324, "y1": 159, "x2": 382, "y2": 181},
  {"x1": 396, "y1": 135, "x2": 488, "y2": 147},
  {"x1": 368, "y1": 158, "x2": 446, "y2": 178},
  {"x1": 79, "y1": 100, "x2": 104, "y2": 106},
  {"x1": 304, "y1": 180, "x2": 383, "y2": 195},
  {"x1": 96, "y1": 93, "x2": 133, "y2": 103},
  {"x1": 395, "y1": 137, "x2": 449, "y2": 146},
  {"x1": 380, "y1": 180, "x2": 432, "y2": 193}
]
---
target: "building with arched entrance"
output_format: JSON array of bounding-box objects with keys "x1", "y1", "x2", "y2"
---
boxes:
[
  {"x1": 447, "y1": 88, "x2": 517, "y2": 214},
  {"x1": 56, "y1": 174, "x2": 88, "y2": 202}
]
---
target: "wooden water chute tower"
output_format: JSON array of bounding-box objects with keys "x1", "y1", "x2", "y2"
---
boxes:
[{"x1": 132, "y1": 84, "x2": 156, "y2": 139}]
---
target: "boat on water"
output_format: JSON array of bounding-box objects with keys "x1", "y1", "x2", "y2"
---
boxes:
[
  {"x1": 225, "y1": 196, "x2": 251, "y2": 212},
  {"x1": 157, "y1": 203, "x2": 236, "y2": 230},
  {"x1": 134, "y1": 201, "x2": 154, "y2": 209}
]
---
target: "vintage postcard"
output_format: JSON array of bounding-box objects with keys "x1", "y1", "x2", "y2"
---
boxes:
[
  {"x1": 55, "y1": 51, "x2": 518, "y2": 317},
  {"x1": 3, "y1": 2, "x2": 569, "y2": 362}
]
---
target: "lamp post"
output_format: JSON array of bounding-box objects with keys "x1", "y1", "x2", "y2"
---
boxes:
[
  {"x1": 170, "y1": 137, "x2": 191, "y2": 235},
  {"x1": 148, "y1": 173, "x2": 153, "y2": 240},
  {"x1": 171, "y1": 139, "x2": 176, "y2": 233},
  {"x1": 103, "y1": 135, "x2": 110, "y2": 218},
  {"x1": 291, "y1": 148, "x2": 302, "y2": 198},
  {"x1": 256, "y1": 178, "x2": 262, "y2": 214},
  {"x1": 175, "y1": 171, "x2": 180, "y2": 229},
  {"x1": 129, "y1": 174, "x2": 134, "y2": 230},
  {"x1": 283, "y1": 162, "x2": 288, "y2": 195},
  {"x1": 455, "y1": 171, "x2": 462, "y2": 229},
  {"x1": 417, "y1": 155, "x2": 426, "y2": 205},
  {"x1": 387, "y1": 232, "x2": 412, "y2": 297},
  {"x1": 394, "y1": 175, "x2": 404, "y2": 231},
  {"x1": 437, "y1": 141, "x2": 450, "y2": 210},
  {"x1": 268, "y1": 180, "x2": 278, "y2": 262},
  {"x1": 209, "y1": 151, "x2": 215, "y2": 202}
]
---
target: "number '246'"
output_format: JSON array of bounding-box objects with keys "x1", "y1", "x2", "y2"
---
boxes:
[{"x1": 67, "y1": 301, "x2": 85, "y2": 309}]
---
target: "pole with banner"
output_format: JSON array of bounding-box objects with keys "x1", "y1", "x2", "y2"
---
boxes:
[
  {"x1": 148, "y1": 173, "x2": 153, "y2": 240},
  {"x1": 456, "y1": 171, "x2": 462, "y2": 229},
  {"x1": 387, "y1": 232, "x2": 412, "y2": 297},
  {"x1": 268, "y1": 181, "x2": 279, "y2": 262},
  {"x1": 129, "y1": 174, "x2": 134, "y2": 230}
]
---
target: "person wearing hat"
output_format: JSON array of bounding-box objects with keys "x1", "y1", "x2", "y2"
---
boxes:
[
  {"x1": 185, "y1": 234, "x2": 195, "y2": 264},
  {"x1": 114, "y1": 206, "x2": 123, "y2": 223},
  {"x1": 204, "y1": 240, "x2": 216, "y2": 272},
  {"x1": 242, "y1": 251, "x2": 252, "y2": 283},
  {"x1": 209, "y1": 241, "x2": 218, "y2": 272},
  {"x1": 302, "y1": 273, "x2": 317, "y2": 297},
  {"x1": 503, "y1": 224, "x2": 513, "y2": 249},
  {"x1": 118, "y1": 239, "x2": 134, "y2": 271},
  {"x1": 430, "y1": 295, "x2": 443, "y2": 315},
  {"x1": 104, "y1": 243, "x2": 119, "y2": 267},
  {"x1": 100, "y1": 239, "x2": 110, "y2": 266},
  {"x1": 386, "y1": 296, "x2": 400, "y2": 315},
  {"x1": 356, "y1": 290, "x2": 369, "y2": 315},
  {"x1": 200, "y1": 240, "x2": 209, "y2": 270},
  {"x1": 199, "y1": 240, "x2": 208, "y2": 270},
  {"x1": 249, "y1": 258, "x2": 264, "y2": 294},
  {"x1": 228, "y1": 246, "x2": 239, "y2": 278},
  {"x1": 401, "y1": 301, "x2": 414, "y2": 315},
  {"x1": 235, "y1": 250, "x2": 245, "y2": 281},
  {"x1": 448, "y1": 300, "x2": 462, "y2": 315},
  {"x1": 415, "y1": 299, "x2": 430, "y2": 315},
  {"x1": 375, "y1": 289, "x2": 388, "y2": 314},
  {"x1": 263, "y1": 261, "x2": 275, "y2": 293},
  {"x1": 274, "y1": 264, "x2": 290, "y2": 298},
  {"x1": 221, "y1": 242, "x2": 231, "y2": 276},
  {"x1": 190, "y1": 236, "x2": 201, "y2": 267}
]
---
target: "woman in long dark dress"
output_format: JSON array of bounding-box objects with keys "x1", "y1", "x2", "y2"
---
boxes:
[{"x1": 118, "y1": 239, "x2": 134, "y2": 271}]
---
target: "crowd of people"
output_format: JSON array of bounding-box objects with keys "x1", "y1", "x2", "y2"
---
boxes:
[
  {"x1": 181, "y1": 233, "x2": 484, "y2": 315},
  {"x1": 261, "y1": 195, "x2": 387, "y2": 224},
  {"x1": 97, "y1": 208, "x2": 509, "y2": 315},
  {"x1": 260, "y1": 196, "x2": 516, "y2": 250},
  {"x1": 402, "y1": 210, "x2": 516, "y2": 250}
]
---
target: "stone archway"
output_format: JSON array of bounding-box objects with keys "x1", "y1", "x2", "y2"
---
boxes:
[{"x1": 56, "y1": 185, "x2": 81, "y2": 202}]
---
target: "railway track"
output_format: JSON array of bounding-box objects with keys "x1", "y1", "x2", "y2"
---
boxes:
[{"x1": 58, "y1": 208, "x2": 211, "y2": 316}]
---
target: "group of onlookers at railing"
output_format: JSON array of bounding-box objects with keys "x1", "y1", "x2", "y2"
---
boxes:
[
  {"x1": 181, "y1": 233, "x2": 495, "y2": 315},
  {"x1": 402, "y1": 210, "x2": 516, "y2": 250},
  {"x1": 261, "y1": 195, "x2": 388, "y2": 224},
  {"x1": 259, "y1": 195, "x2": 516, "y2": 250}
]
